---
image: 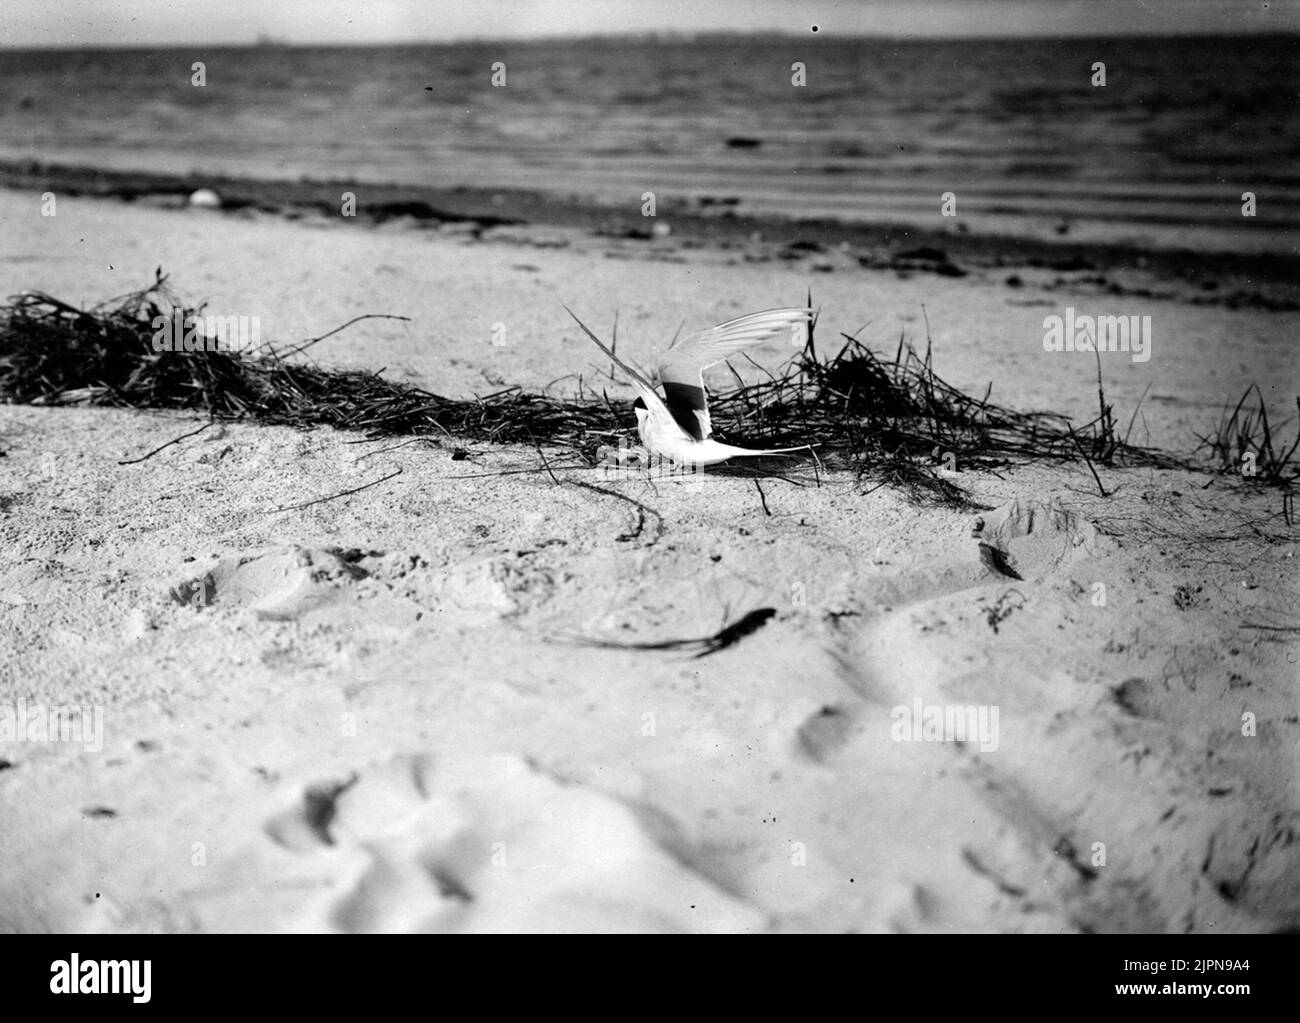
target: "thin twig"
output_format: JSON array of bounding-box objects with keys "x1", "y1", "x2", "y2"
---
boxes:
[
  {"x1": 535, "y1": 441, "x2": 561, "y2": 485},
  {"x1": 260, "y1": 314, "x2": 412, "y2": 359},
  {"x1": 117, "y1": 421, "x2": 212, "y2": 464},
  {"x1": 566, "y1": 479, "x2": 663, "y2": 544},
  {"x1": 1068, "y1": 426, "x2": 1109, "y2": 497},
  {"x1": 268, "y1": 468, "x2": 402, "y2": 513}
]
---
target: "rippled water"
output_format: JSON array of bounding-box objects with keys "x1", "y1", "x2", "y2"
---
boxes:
[{"x1": 1, "y1": 35, "x2": 1296, "y2": 250}]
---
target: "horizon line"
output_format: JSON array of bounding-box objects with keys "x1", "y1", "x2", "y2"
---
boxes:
[{"x1": 2, "y1": 28, "x2": 1298, "y2": 51}]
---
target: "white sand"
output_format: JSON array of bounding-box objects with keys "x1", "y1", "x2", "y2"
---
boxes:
[{"x1": 0, "y1": 191, "x2": 1297, "y2": 932}]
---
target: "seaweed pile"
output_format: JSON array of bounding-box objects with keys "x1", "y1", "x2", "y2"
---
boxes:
[{"x1": 0, "y1": 272, "x2": 1214, "y2": 509}]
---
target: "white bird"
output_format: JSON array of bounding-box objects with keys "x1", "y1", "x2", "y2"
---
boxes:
[{"x1": 565, "y1": 304, "x2": 815, "y2": 466}]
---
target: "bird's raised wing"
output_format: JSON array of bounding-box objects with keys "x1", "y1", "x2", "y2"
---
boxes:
[{"x1": 657, "y1": 307, "x2": 813, "y2": 440}]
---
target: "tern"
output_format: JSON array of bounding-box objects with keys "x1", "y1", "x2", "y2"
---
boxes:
[{"x1": 564, "y1": 304, "x2": 816, "y2": 466}]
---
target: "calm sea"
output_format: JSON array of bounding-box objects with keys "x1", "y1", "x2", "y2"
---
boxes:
[{"x1": 0, "y1": 35, "x2": 1296, "y2": 250}]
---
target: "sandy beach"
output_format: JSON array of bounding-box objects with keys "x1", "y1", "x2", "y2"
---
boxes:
[{"x1": 1, "y1": 181, "x2": 1296, "y2": 934}]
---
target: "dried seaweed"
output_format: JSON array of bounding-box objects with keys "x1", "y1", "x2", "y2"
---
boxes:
[{"x1": 0, "y1": 272, "x2": 1204, "y2": 510}]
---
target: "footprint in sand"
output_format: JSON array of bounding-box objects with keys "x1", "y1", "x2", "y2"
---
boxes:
[
  {"x1": 263, "y1": 753, "x2": 766, "y2": 933},
  {"x1": 799, "y1": 499, "x2": 1111, "y2": 763},
  {"x1": 168, "y1": 546, "x2": 421, "y2": 625},
  {"x1": 971, "y1": 497, "x2": 1109, "y2": 582}
]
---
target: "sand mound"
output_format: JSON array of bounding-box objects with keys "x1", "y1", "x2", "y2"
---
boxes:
[{"x1": 263, "y1": 753, "x2": 766, "y2": 933}]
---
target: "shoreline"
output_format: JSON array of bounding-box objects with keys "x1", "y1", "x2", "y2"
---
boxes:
[{"x1": 3, "y1": 160, "x2": 1297, "y2": 313}]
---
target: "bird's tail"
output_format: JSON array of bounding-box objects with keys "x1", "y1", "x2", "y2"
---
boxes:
[{"x1": 718, "y1": 443, "x2": 816, "y2": 458}]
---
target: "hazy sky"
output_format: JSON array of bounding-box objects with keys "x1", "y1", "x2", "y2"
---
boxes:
[{"x1": 4, "y1": 0, "x2": 1297, "y2": 47}]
